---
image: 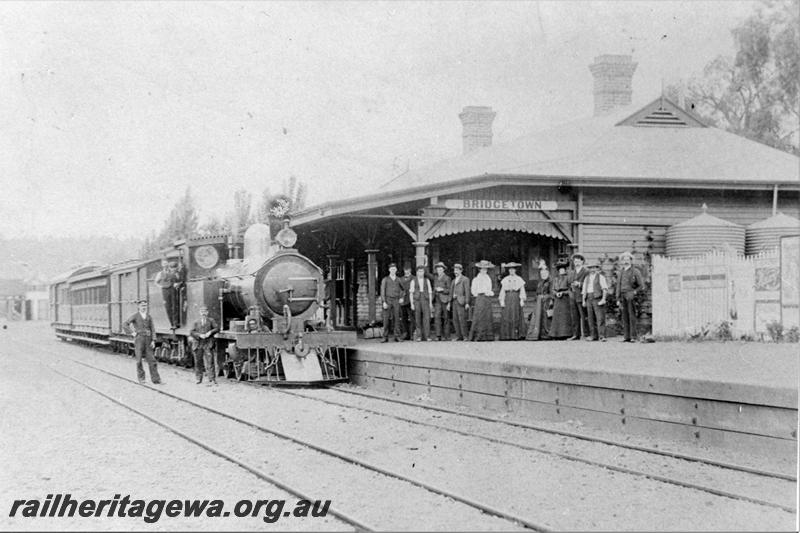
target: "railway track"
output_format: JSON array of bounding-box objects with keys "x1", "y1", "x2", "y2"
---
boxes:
[
  {"x1": 19, "y1": 336, "x2": 797, "y2": 530},
  {"x1": 32, "y1": 348, "x2": 545, "y2": 531}
]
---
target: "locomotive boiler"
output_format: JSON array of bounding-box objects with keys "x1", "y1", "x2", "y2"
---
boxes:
[{"x1": 214, "y1": 222, "x2": 353, "y2": 384}]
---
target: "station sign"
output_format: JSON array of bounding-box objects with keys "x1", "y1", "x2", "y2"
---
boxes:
[{"x1": 442, "y1": 199, "x2": 558, "y2": 211}]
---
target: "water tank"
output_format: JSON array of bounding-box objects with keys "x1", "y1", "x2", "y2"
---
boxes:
[
  {"x1": 665, "y1": 205, "x2": 745, "y2": 258},
  {"x1": 745, "y1": 213, "x2": 800, "y2": 255}
]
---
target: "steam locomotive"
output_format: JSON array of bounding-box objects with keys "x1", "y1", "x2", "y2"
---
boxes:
[{"x1": 50, "y1": 223, "x2": 354, "y2": 384}]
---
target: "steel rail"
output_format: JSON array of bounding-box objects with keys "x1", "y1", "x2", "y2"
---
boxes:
[
  {"x1": 57, "y1": 356, "x2": 551, "y2": 532},
  {"x1": 328, "y1": 385, "x2": 797, "y2": 482},
  {"x1": 44, "y1": 365, "x2": 375, "y2": 532},
  {"x1": 268, "y1": 387, "x2": 796, "y2": 514}
]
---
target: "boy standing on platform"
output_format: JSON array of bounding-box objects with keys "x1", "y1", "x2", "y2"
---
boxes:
[
  {"x1": 399, "y1": 264, "x2": 414, "y2": 340},
  {"x1": 409, "y1": 265, "x2": 433, "y2": 341},
  {"x1": 450, "y1": 263, "x2": 470, "y2": 341},
  {"x1": 582, "y1": 260, "x2": 608, "y2": 341},
  {"x1": 380, "y1": 263, "x2": 404, "y2": 343},
  {"x1": 432, "y1": 262, "x2": 452, "y2": 341}
]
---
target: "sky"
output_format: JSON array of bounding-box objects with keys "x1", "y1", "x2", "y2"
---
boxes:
[{"x1": 0, "y1": 1, "x2": 759, "y2": 239}]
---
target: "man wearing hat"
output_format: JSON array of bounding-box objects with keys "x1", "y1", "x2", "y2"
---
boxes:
[
  {"x1": 616, "y1": 251, "x2": 644, "y2": 342},
  {"x1": 567, "y1": 253, "x2": 590, "y2": 340},
  {"x1": 398, "y1": 264, "x2": 415, "y2": 340},
  {"x1": 155, "y1": 259, "x2": 179, "y2": 329},
  {"x1": 582, "y1": 259, "x2": 609, "y2": 341},
  {"x1": 123, "y1": 300, "x2": 162, "y2": 385},
  {"x1": 380, "y1": 263, "x2": 405, "y2": 342},
  {"x1": 432, "y1": 262, "x2": 452, "y2": 341},
  {"x1": 190, "y1": 305, "x2": 219, "y2": 384},
  {"x1": 449, "y1": 263, "x2": 471, "y2": 341},
  {"x1": 408, "y1": 265, "x2": 433, "y2": 341}
]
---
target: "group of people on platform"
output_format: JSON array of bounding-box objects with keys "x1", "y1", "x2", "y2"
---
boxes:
[{"x1": 379, "y1": 252, "x2": 644, "y2": 343}]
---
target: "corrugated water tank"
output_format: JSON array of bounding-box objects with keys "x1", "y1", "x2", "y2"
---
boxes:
[
  {"x1": 665, "y1": 204, "x2": 745, "y2": 258},
  {"x1": 745, "y1": 212, "x2": 800, "y2": 255}
]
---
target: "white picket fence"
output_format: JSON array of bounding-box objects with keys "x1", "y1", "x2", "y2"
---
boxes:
[{"x1": 652, "y1": 249, "x2": 785, "y2": 337}]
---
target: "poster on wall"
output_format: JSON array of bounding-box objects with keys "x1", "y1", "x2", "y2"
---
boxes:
[{"x1": 780, "y1": 235, "x2": 800, "y2": 328}]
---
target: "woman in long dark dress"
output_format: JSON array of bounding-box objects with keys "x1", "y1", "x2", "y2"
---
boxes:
[
  {"x1": 499, "y1": 262, "x2": 526, "y2": 340},
  {"x1": 468, "y1": 260, "x2": 495, "y2": 341},
  {"x1": 526, "y1": 266, "x2": 553, "y2": 340},
  {"x1": 549, "y1": 260, "x2": 574, "y2": 339}
]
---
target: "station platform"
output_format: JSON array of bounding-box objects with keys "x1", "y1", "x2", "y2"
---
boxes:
[{"x1": 348, "y1": 339, "x2": 799, "y2": 456}]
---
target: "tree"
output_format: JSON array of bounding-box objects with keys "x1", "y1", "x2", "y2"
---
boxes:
[
  {"x1": 140, "y1": 187, "x2": 199, "y2": 258},
  {"x1": 227, "y1": 188, "x2": 253, "y2": 237},
  {"x1": 198, "y1": 215, "x2": 227, "y2": 236},
  {"x1": 254, "y1": 176, "x2": 309, "y2": 235},
  {"x1": 679, "y1": 0, "x2": 799, "y2": 154}
]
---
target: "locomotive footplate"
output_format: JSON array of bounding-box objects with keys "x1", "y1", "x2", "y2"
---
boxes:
[{"x1": 217, "y1": 330, "x2": 355, "y2": 385}]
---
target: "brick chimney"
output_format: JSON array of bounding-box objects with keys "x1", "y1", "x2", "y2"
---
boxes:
[
  {"x1": 588, "y1": 55, "x2": 637, "y2": 116},
  {"x1": 459, "y1": 106, "x2": 496, "y2": 154}
]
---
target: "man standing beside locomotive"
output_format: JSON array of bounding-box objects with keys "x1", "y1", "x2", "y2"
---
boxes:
[
  {"x1": 123, "y1": 300, "x2": 162, "y2": 385},
  {"x1": 380, "y1": 263, "x2": 404, "y2": 343},
  {"x1": 432, "y1": 262, "x2": 452, "y2": 341},
  {"x1": 190, "y1": 305, "x2": 219, "y2": 384},
  {"x1": 617, "y1": 251, "x2": 644, "y2": 342}
]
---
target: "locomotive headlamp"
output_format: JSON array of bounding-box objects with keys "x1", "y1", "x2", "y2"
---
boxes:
[{"x1": 276, "y1": 227, "x2": 298, "y2": 248}]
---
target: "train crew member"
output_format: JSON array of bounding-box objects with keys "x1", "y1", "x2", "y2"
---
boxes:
[
  {"x1": 549, "y1": 259, "x2": 574, "y2": 339},
  {"x1": 123, "y1": 300, "x2": 162, "y2": 385},
  {"x1": 449, "y1": 263, "x2": 470, "y2": 341},
  {"x1": 190, "y1": 305, "x2": 219, "y2": 384},
  {"x1": 408, "y1": 265, "x2": 433, "y2": 341},
  {"x1": 399, "y1": 264, "x2": 414, "y2": 340},
  {"x1": 155, "y1": 260, "x2": 181, "y2": 330},
  {"x1": 432, "y1": 262, "x2": 452, "y2": 341},
  {"x1": 380, "y1": 263, "x2": 405, "y2": 343},
  {"x1": 498, "y1": 262, "x2": 526, "y2": 340},
  {"x1": 526, "y1": 262, "x2": 553, "y2": 340},
  {"x1": 468, "y1": 260, "x2": 495, "y2": 341},
  {"x1": 616, "y1": 251, "x2": 644, "y2": 342},
  {"x1": 582, "y1": 259, "x2": 609, "y2": 341},
  {"x1": 568, "y1": 253, "x2": 590, "y2": 340}
]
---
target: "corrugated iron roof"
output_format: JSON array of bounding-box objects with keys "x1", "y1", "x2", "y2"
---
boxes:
[
  {"x1": 747, "y1": 212, "x2": 800, "y2": 229},
  {"x1": 425, "y1": 210, "x2": 567, "y2": 240},
  {"x1": 380, "y1": 98, "x2": 799, "y2": 194}
]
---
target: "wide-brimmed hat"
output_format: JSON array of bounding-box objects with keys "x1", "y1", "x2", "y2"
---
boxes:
[
  {"x1": 475, "y1": 260, "x2": 495, "y2": 269},
  {"x1": 503, "y1": 262, "x2": 522, "y2": 269},
  {"x1": 453, "y1": 263, "x2": 463, "y2": 270},
  {"x1": 555, "y1": 259, "x2": 570, "y2": 269},
  {"x1": 434, "y1": 262, "x2": 446, "y2": 269},
  {"x1": 571, "y1": 253, "x2": 585, "y2": 262},
  {"x1": 619, "y1": 251, "x2": 634, "y2": 261},
  {"x1": 587, "y1": 259, "x2": 602, "y2": 269}
]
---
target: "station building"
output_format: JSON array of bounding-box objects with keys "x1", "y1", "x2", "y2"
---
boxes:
[{"x1": 290, "y1": 55, "x2": 800, "y2": 329}]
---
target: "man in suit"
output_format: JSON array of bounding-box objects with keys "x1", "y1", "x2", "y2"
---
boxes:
[
  {"x1": 408, "y1": 265, "x2": 433, "y2": 341},
  {"x1": 449, "y1": 263, "x2": 470, "y2": 341},
  {"x1": 398, "y1": 264, "x2": 414, "y2": 340},
  {"x1": 190, "y1": 305, "x2": 219, "y2": 384},
  {"x1": 616, "y1": 251, "x2": 644, "y2": 342},
  {"x1": 380, "y1": 263, "x2": 405, "y2": 343},
  {"x1": 123, "y1": 300, "x2": 162, "y2": 384},
  {"x1": 432, "y1": 262, "x2": 452, "y2": 341},
  {"x1": 567, "y1": 253, "x2": 590, "y2": 340}
]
